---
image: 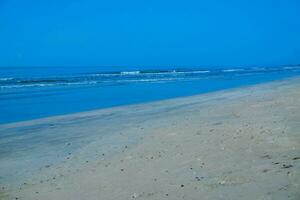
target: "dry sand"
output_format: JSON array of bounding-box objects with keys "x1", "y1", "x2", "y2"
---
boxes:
[{"x1": 1, "y1": 77, "x2": 300, "y2": 200}]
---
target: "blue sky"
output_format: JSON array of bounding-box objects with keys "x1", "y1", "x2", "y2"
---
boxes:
[{"x1": 0, "y1": 0, "x2": 300, "y2": 67}]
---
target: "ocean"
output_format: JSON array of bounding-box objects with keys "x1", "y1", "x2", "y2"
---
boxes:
[{"x1": 1, "y1": 65, "x2": 300, "y2": 124}]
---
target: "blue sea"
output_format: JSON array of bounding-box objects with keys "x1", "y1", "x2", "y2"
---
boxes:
[{"x1": 1, "y1": 65, "x2": 300, "y2": 124}]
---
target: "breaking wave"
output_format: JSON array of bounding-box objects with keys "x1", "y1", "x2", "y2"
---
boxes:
[{"x1": 1, "y1": 66, "x2": 299, "y2": 90}]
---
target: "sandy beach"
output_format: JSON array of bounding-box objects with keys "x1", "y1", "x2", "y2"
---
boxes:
[{"x1": 1, "y1": 77, "x2": 300, "y2": 200}]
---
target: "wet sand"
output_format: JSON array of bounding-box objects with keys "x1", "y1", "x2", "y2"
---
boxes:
[{"x1": 1, "y1": 77, "x2": 300, "y2": 200}]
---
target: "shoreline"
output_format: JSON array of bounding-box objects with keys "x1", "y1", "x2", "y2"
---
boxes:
[
  {"x1": 1, "y1": 77, "x2": 300, "y2": 200},
  {"x1": 1, "y1": 76, "x2": 298, "y2": 128},
  {"x1": 1, "y1": 66, "x2": 300, "y2": 125}
]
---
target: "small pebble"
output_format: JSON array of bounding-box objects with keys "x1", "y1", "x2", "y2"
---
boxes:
[
  {"x1": 132, "y1": 193, "x2": 138, "y2": 198},
  {"x1": 195, "y1": 176, "x2": 204, "y2": 181},
  {"x1": 261, "y1": 155, "x2": 271, "y2": 159},
  {"x1": 282, "y1": 164, "x2": 293, "y2": 169}
]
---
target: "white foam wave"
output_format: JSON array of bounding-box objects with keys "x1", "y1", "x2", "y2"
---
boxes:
[
  {"x1": 89, "y1": 73, "x2": 119, "y2": 77},
  {"x1": 283, "y1": 66, "x2": 300, "y2": 70},
  {"x1": 85, "y1": 70, "x2": 212, "y2": 78},
  {"x1": 251, "y1": 67, "x2": 266, "y2": 71},
  {"x1": 0, "y1": 81, "x2": 98, "y2": 89},
  {"x1": 0, "y1": 77, "x2": 14, "y2": 81},
  {"x1": 120, "y1": 71, "x2": 141, "y2": 75},
  {"x1": 189, "y1": 70, "x2": 210, "y2": 74},
  {"x1": 222, "y1": 69, "x2": 244, "y2": 72},
  {"x1": 111, "y1": 77, "x2": 204, "y2": 83},
  {"x1": 0, "y1": 84, "x2": 56, "y2": 89}
]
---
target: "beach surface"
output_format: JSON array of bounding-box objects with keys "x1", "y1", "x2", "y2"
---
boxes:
[{"x1": 1, "y1": 77, "x2": 300, "y2": 200}]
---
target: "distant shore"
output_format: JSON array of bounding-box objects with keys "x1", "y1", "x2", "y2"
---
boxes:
[{"x1": 1, "y1": 77, "x2": 300, "y2": 200}]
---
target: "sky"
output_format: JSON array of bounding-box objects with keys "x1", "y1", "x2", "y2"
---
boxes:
[{"x1": 0, "y1": 0, "x2": 300, "y2": 67}]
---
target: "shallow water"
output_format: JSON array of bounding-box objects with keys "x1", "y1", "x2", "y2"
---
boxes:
[{"x1": 1, "y1": 65, "x2": 300, "y2": 124}]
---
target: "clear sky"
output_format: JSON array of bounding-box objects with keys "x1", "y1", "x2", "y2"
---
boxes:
[{"x1": 0, "y1": 0, "x2": 300, "y2": 67}]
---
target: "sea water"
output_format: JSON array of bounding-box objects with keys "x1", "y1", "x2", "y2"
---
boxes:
[{"x1": 1, "y1": 65, "x2": 300, "y2": 124}]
